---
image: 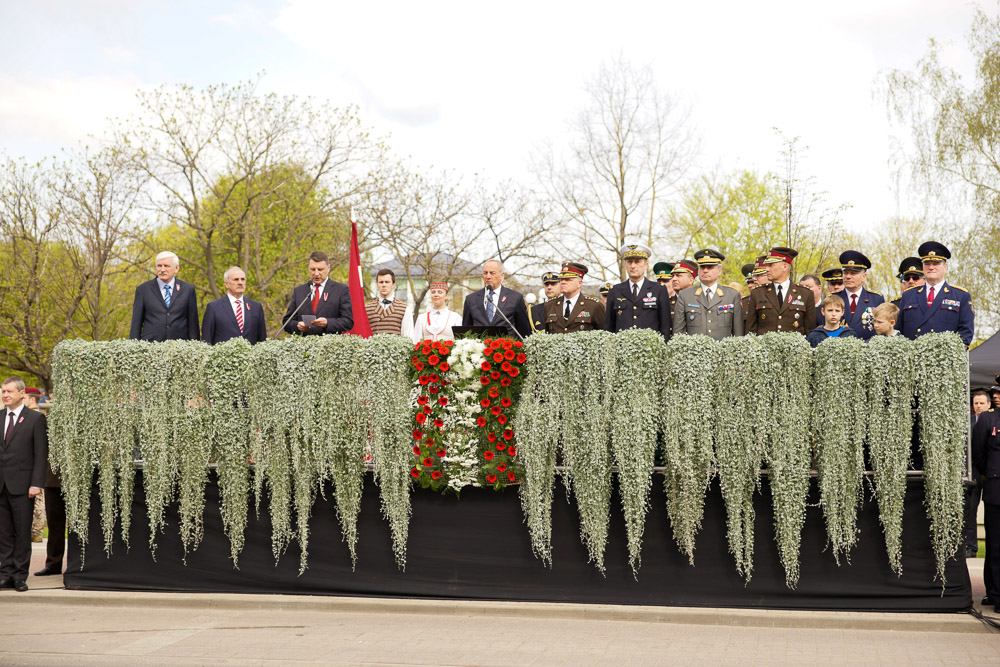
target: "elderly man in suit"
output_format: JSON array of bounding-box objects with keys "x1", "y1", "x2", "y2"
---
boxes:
[
  {"x1": 129, "y1": 251, "x2": 200, "y2": 341},
  {"x1": 673, "y1": 249, "x2": 744, "y2": 339},
  {"x1": 461, "y1": 259, "x2": 531, "y2": 338},
  {"x1": 282, "y1": 251, "x2": 354, "y2": 335},
  {"x1": 604, "y1": 243, "x2": 672, "y2": 339},
  {"x1": 203, "y1": 266, "x2": 268, "y2": 344},
  {"x1": 0, "y1": 377, "x2": 48, "y2": 592}
]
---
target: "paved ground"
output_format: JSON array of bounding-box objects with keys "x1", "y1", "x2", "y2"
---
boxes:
[{"x1": 1, "y1": 541, "x2": 999, "y2": 666}]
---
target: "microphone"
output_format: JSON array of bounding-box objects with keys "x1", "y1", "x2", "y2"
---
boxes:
[
  {"x1": 273, "y1": 286, "x2": 317, "y2": 340},
  {"x1": 489, "y1": 293, "x2": 525, "y2": 342}
]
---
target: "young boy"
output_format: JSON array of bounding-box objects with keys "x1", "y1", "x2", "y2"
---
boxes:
[
  {"x1": 872, "y1": 302, "x2": 900, "y2": 337},
  {"x1": 807, "y1": 295, "x2": 859, "y2": 347}
]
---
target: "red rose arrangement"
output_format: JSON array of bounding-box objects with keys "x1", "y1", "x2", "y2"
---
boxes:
[
  {"x1": 410, "y1": 338, "x2": 454, "y2": 492},
  {"x1": 477, "y1": 337, "x2": 526, "y2": 488}
]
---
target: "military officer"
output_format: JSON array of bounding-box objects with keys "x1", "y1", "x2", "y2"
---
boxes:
[
  {"x1": 897, "y1": 241, "x2": 974, "y2": 347},
  {"x1": 673, "y1": 249, "x2": 744, "y2": 339},
  {"x1": 837, "y1": 250, "x2": 884, "y2": 341},
  {"x1": 752, "y1": 255, "x2": 771, "y2": 288},
  {"x1": 653, "y1": 261, "x2": 675, "y2": 297},
  {"x1": 821, "y1": 268, "x2": 844, "y2": 294},
  {"x1": 529, "y1": 271, "x2": 561, "y2": 333},
  {"x1": 599, "y1": 282, "x2": 611, "y2": 309},
  {"x1": 891, "y1": 257, "x2": 924, "y2": 308},
  {"x1": 544, "y1": 262, "x2": 605, "y2": 333},
  {"x1": 668, "y1": 259, "x2": 697, "y2": 313},
  {"x1": 604, "y1": 243, "x2": 672, "y2": 339},
  {"x1": 746, "y1": 246, "x2": 816, "y2": 335}
]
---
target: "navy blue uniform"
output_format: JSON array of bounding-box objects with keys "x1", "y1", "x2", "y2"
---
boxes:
[
  {"x1": 897, "y1": 282, "x2": 974, "y2": 347},
  {"x1": 838, "y1": 288, "x2": 884, "y2": 341},
  {"x1": 604, "y1": 278, "x2": 672, "y2": 340},
  {"x1": 973, "y1": 409, "x2": 1000, "y2": 602}
]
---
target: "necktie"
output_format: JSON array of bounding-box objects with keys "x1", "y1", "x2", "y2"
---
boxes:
[
  {"x1": 486, "y1": 289, "x2": 496, "y2": 322},
  {"x1": 4, "y1": 411, "x2": 13, "y2": 444},
  {"x1": 776, "y1": 284, "x2": 783, "y2": 304},
  {"x1": 850, "y1": 293, "x2": 857, "y2": 315},
  {"x1": 163, "y1": 284, "x2": 172, "y2": 308},
  {"x1": 632, "y1": 283, "x2": 638, "y2": 299},
  {"x1": 926, "y1": 286, "x2": 935, "y2": 307},
  {"x1": 311, "y1": 284, "x2": 320, "y2": 314},
  {"x1": 235, "y1": 299, "x2": 244, "y2": 332},
  {"x1": 706, "y1": 287, "x2": 714, "y2": 301},
  {"x1": 564, "y1": 299, "x2": 571, "y2": 319}
]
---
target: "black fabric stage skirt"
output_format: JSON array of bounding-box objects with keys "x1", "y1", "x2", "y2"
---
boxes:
[{"x1": 66, "y1": 473, "x2": 971, "y2": 612}]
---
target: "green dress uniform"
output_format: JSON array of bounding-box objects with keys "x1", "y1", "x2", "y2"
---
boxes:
[
  {"x1": 672, "y1": 284, "x2": 744, "y2": 339},
  {"x1": 544, "y1": 294, "x2": 605, "y2": 333},
  {"x1": 745, "y1": 282, "x2": 817, "y2": 335}
]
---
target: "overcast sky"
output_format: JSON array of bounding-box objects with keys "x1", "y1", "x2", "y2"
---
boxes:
[{"x1": 0, "y1": 0, "x2": 988, "y2": 230}]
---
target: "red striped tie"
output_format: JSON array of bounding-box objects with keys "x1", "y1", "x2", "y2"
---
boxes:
[{"x1": 235, "y1": 299, "x2": 244, "y2": 332}]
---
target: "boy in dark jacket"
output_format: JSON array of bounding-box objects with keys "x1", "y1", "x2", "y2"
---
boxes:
[{"x1": 807, "y1": 295, "x2": 859, "y2": 348}]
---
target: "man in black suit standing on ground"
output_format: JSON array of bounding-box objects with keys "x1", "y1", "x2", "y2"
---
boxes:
[
  {"x1": 129, "y1": 251, "x2": 200, "y2": 341},
  {"x1": 282, "y1": 251, "x2": 354, "y2": 335},
  {"x1": 0, "y1": 376, "x2": 48, "y2": 592},
  {"x1": 203, "y1": 266, "x2": 268, "y2": 344},
  {"x1": 461, "y1": 259, "x2": 531, "y2": 338}
]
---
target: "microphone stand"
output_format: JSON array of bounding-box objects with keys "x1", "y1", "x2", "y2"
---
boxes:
[
  {"x1": 489, "y1": 295, "x2": 525, "y2": 342},
  {"x1": 272, "y1": 289, "x2": 316, "y2": 341}
]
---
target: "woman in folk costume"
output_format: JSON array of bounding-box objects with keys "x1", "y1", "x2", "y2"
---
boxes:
[{"x1": 413, "y1": 281, "x2": 462, "y2": 342}]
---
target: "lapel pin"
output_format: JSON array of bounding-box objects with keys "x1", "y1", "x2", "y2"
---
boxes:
[{"x1": 323, "y1": 293, "x2": 328, "y2": 302}]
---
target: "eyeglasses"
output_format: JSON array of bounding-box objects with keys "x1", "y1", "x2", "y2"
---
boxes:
[
  {"x1": 826, "y1": 281, "x2": 843, "y2": 287},
  {"x1": 900, "y1": 275, "x2": 922, "y2": 283}
]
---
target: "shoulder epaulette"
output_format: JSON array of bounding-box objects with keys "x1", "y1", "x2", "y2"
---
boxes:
[
  {"x1": 868, "y1": 290, "x2": 883, "y2": 298},
  {"x1": 902, "y1": 284, "x2": 919, "y2": 293},
  {"x1": 949, "y1": 285, "x2": 968, "y2": 293}
]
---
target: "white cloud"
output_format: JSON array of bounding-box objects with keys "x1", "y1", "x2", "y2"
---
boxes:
[{"x1": 0, "y1": 75, "x2": 143, "y2": 156}]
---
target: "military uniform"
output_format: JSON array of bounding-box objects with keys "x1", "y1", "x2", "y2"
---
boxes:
[
  {"x1": 545, "y1": 294, "x2": 605, "y2": 333},
  {"x1": 529, "y1": 271, "x2": 561, "y2": 334},
  {"x1": 839, "y1": 287, "x2": 884, "y2": 341},
  {"x1": 672, "y1": 249, "x2": 744, "y2": 339},
  {"x1": 745, "y1": 282, "x2": 816, "y2": 334},
  {"x1": 891, "y1": 256, "x2": 923, "y2": 309},
  {"x1": 673, "y1": 284, "x2": 744, "y2": 339},
  {"x1": 897, "y1": 282, "x2": 974, "y2": 346},
  {"x1": 897, "y1": 242, "x2": 974, "y2": 347},
  {"x1": 605, "y1": 277, "x2": 672, "y2": 339},
  {"x1": 972, "y1": 408, "x2": 1000, "y2": 608}
]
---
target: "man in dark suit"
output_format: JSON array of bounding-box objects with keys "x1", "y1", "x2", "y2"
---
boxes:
[
  {"x1": 972, "y1": 405, "x2": 1000, "y2": 610},
  {"x1": 837, "y1": 250, "x2": 884, "y2": 341},
  {"x1": 202, "y1": 266, "x2": 267, "y2": 344},
  {"x1": 897, "y1": 241, "x2": 975, "y2": 347},
  {"x1": 604, "y1": 243, "x2": 672, "y2": 339},
  {"x1": 282, "y1": 251, "x2": 354, "y2": 335},
  {"x1": 129, "y1": 251, "x2": 200, "y2": 341},
  {"x1": 0, "y1": 377, "x2": 48, "y2": 591},
  {"x1": 461, "y1": 259, "x2": 531, "y2": 338}
]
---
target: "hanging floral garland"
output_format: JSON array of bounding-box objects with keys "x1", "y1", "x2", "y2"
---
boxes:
[
  {"x1": 661, "y1": 334, "x2": 720, "y2": 564},
  {"x1": 813, "y1": 337, "x2": 867, "y2": 565},
  {"x1": 606, "y1": 329, "x2": 664, "y2": 576},
  {"x1": 559, "y1": 331, "x2": 613, "y2": 573},
  {"x1": 436, "y1": 339, "x2": 487, "y2": 492},
  {"x1": 715, "y1": 335, "x2": 769, "y2": 583},
  {"x1": 762, "y1": 333, "x2": 814, "y2": 589},
  {"x1": 360, "y1": 334, "x2": 415, "y2": 570},
  {"x1": 515, "y1": 333, "x2": 564, "y2": 566},
  {"x1": 204, "y1": 337, "x2": 253, "y2": 567},
  {"x1": 914, "y1": 333, "x2": 969, "y2": 587},
  {"x1": 863, "y1": 335, "x2": 914, "y2": 575}
]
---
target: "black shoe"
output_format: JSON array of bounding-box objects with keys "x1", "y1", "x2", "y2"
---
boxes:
[
  {"x1": 0, "y1": 578, "x2": 12, "y2": 589},
  {"x1": 984, "y1": 596, "x2": 995, "y2": 606},
  {"x1": 33, "y1": 566, "x2": 61, "y2": 577},
  {"x1": 966, "y1": 546, "x2": 979, "y2": 558},
  {"x1": 13, "y1": 580, "x2": 27, "y2": 592}
]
